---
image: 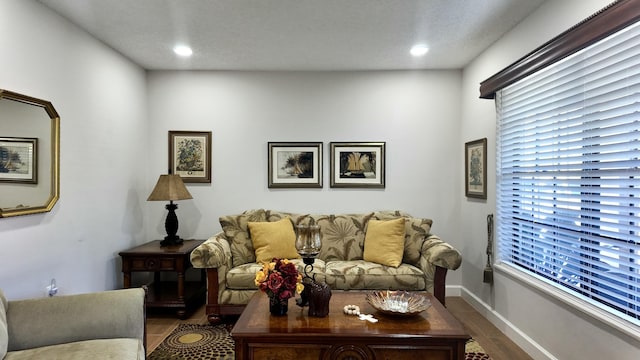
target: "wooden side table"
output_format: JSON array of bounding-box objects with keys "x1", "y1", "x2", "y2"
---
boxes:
[{"x1": 119, "y1": 239, "x2": 205, "y2": 319}]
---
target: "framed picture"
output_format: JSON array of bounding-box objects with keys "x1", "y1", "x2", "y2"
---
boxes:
[
  {"x1": 0, "y1": 137, "x2": 37, "y2": 184},
  {"x1": 169, "y1": 131, "x2": 212, "y2": 183},
  {"x1": 268, "y1": 142, "x2": 322, "y2": 188},
  {"x1": 330, "y1": 142, "x2": 385, "y2": 188},
  {"x1": 465, "y1": 138, "x2": 487, "y2": 199}
]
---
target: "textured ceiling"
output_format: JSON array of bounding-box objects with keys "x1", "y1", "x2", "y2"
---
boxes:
[{"x1": 37, "y1": 0, "x2": 545, "y2": 70}]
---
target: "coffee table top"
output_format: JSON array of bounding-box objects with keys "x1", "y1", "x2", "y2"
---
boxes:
[{"x1": 231, "y1": 290, "x2": 469, "y2": 340}]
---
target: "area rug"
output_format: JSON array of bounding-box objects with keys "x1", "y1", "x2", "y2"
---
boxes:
[
  {"x1": 148, "y1": 324, "x2": 491, "y2": 360},
  {"x1": 465, "y1": 338, "x2": 492, "y2": 360},
  {"x1": 148, "y1": 324, "x2": 234, "y2": 360}
]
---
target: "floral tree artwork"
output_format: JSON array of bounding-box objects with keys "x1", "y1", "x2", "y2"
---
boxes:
[
  {"x1": 176, "y1": 138, "x2": 204, "y2": 173},
  {"x1": 169, "y1": 131, "x2": 211, "y2": 183},
  {"x1": 469, "y1": 147, "x2": 483, "y2": 187},
  {"x1": 465, "y1": 138, "x2": 487, "y2": 199}
]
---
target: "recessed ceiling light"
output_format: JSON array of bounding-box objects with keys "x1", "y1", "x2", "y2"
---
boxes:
[
  {"x1": 173, "y1": 45, "x2": 193, "y2": 57},
  {"x1": 410, "y1": 44, "x2": 429, "y2": 57}
]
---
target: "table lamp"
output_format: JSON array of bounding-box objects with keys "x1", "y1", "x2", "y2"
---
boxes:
[{"x1": 147, "y1": 174, "x2": 193, "y2": 246}]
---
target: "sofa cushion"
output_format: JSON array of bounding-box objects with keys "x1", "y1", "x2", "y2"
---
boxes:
[
  {"x1": 402, "y1": 217, "x2": 433, "y2": 265},
  {"x1": 265, "y1": 210, "x2": 311, "y2": 225},
  {"x1": 220, "y1": 209, "x2": 267, "y2": 266},
  {"x1": 0, "y1": 289, "x2": 8, "y2": 359},
  {"x1": 226, "y1": 259, "x2": 326, "y2": 289},
  {"x1": 248, "y1": 218, "x2": 300, "y2": 263},
  {"x1": 227, "y1": 263, "x2": 267, "y2": 290},
  {"x1": 324, "y1": 260, "x2": 425, "y2": 290},
  {"x1": 363, "y1": 218, "x2": 405, "y2": 267},
  {"x1": 374, "y1": 211, "x2": 433, "y2": 266},
  {"x1": 264, "y1": 211, "x2": 375, "y2": 262},
  {"x1": 3, "y1": 338, "x2": 143, "y2": 360},
  {"x1": 316, "y1": 213, "x2": 374, "y2": 261}
]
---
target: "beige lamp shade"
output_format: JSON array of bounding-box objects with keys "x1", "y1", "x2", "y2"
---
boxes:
[{"x1": 147, "y1": 174, "x2": 193, "y2": 201}]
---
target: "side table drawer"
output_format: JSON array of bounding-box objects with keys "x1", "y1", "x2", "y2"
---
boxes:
[{"x1": 128, "y1": 257, "x2": 178, "y2": 271}]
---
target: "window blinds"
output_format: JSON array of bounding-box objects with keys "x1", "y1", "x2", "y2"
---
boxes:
[{"x1": 496, "y1": 21, "x2": 640, "y2": 325}]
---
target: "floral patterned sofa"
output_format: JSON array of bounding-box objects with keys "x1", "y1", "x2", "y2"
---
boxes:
[{"x1": 190, "y1": 209, "x2": 462, "y2": 323}]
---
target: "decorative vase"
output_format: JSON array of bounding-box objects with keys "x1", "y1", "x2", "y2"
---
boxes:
[{"x1": 269, "y1": 296, "x2": 289, "y2": 316}]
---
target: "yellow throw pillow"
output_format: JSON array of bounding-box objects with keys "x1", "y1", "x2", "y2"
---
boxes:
[
  {"x1": 248, "y1": 217, "x2": 300, "y2": 263},
  {"x1": 363, "y1": 218, "x2": 406, "y2": 267}
]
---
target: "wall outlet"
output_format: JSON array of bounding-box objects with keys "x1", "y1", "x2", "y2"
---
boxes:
[{"x1": 46, "y1": 278, "x2": 58, "y2": 297}]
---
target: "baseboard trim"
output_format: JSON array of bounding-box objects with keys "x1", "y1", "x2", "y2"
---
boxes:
[
  {"x1": 445, "y1": 285, "x2": 462, "y2": 297},
  {"x1": 458, "y1": 287, "x2": 558, "y2": 360}
]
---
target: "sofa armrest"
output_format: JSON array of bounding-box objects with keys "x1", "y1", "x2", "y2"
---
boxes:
[
  {"x1": 418, "y1": 234, "x2": 462, "y2": 306},
  {"x1": 190, "y1": 232, "x2": 234, "y2": 319},
  {"x1": 6, "y1": 287, "x2": 145, "y2": 352},
  {"x1": 422, "y1": 234, "x2": 462, "y2": 270},
  {"x1": 190, "y1": 232, "x2": 232, "y2": 269}
]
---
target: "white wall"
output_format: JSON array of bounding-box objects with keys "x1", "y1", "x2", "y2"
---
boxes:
[
  {"x1": 0, "y1": 0, "x2": 148, "y2": 299},
  {"x1": 146, "y1": 70, "x2": 463, "y2": 287},
  {"x1": 461, "y1": 0, "x2": 640, "y2": 359}
]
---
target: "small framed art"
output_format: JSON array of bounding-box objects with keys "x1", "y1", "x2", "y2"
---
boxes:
[
  {"x1": 268, "y1": 142, "x2": 322, "y2": 188},
  {"x1": 0, "y1": 137, "x2": 37, "y2": 184},
  {"x1": 169, "y1": 131, "x2": 212, "y2": 183},
  {"x1": 330, "y1": 142, "x2": 385, "y2": 188},
  {"x1": 465, "y1": 138, "x2": 487, "y2": 199}
]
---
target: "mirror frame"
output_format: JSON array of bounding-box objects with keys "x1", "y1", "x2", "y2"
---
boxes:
[{"x1": 0, "y1": 90, "x2": 60, "y2": 218}]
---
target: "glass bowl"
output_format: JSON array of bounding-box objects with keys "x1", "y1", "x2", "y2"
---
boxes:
[{"x1": 366, "y1": 290, "x2": 431, "y2": 316}]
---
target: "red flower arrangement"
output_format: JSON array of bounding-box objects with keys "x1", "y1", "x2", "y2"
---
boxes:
[{"x1": 255, "y1": 258, "x2": 304, "y2": 301}]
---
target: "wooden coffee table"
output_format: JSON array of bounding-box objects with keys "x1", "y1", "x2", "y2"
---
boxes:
[{"x1": 231, "y1": 290, "x2": 470, "y2": 360}]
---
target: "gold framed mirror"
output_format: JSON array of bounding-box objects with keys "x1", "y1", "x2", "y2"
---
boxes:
[{"x1": 0, "y1": 89, "x2": 60, "y2": 217}]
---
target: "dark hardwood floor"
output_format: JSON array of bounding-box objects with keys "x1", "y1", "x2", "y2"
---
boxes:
[{"x1": 146, "y1": 296, "x2": 532, "y2": 359}]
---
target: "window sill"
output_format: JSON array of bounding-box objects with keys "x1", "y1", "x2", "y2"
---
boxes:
[{"x1": 494, "y1": 262, "x2": 640, "y2": 341}]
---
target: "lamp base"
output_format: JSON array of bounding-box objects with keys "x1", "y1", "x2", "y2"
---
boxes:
[
  {"x1": 160, "y1": 201, "x2": 183, "y2": 247},
  {"x1": 160, "y1": 235, "x2": 184, "y2": 247}
]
